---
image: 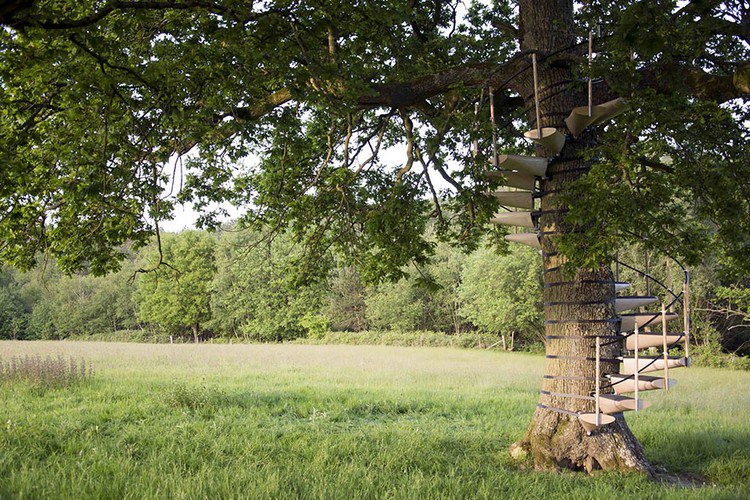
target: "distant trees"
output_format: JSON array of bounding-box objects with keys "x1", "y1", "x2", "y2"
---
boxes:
[
  {"x1": 136, "y1": 231, "x2": 216, "y2": 342},
  {"x1": 210, "y1": 229, "x2": 329, "y2": 341},
  {"x1": 458, "y1": 246, "x2": 543, "y2": 350},
  {"x1": 1, "y1": 228, "x2": 746, "y2": 355},
  {"x1": 326, "y1": 266, "x2": 368, "y2": 332},
  {"x1": 0, "y1": 270, "x2": 27, "y2": 340},
  {"x1": 0, "y1": 263, "x2": 139, "y2": 340}
]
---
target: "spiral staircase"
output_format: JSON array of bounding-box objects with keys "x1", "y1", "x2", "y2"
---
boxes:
[{"x1": 485, "y1": 54, "x2": 692, "y2": 434}]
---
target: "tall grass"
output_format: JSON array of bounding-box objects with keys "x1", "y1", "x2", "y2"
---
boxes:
[
  {"x1": 0, "y1": 354, "x2": 93, "y2": 388},
  {"x1": 0, "y1": 341, "x2": 748, "y2": 498}
]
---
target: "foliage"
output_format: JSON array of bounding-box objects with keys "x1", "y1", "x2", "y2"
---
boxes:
[
  {"x1": 365, "y1": 278, "x2": 431, "y2": 332},
  {"x1": 136, "y1": 231, "x2": 216, "y2": 340},
  {"x1": 0, "y1": 263, "x2": 140, "y2": 340},
  {"x1": 326, "y1": 265, "x2": 368, "y2": 332},
  {"x1": 210, "y1": 227, "x2": 330, "y2": 341},
  {"x1": 690, "y1": 325, "x2": 750, "y2": 371},
  {"x1": 0, "y1": 282, "x2": 27, "y2": 340},
  {"x1": 458, "y1": 245, "x2": 543, "y2": 345},
  {"x1": 299, "y1": 313, "x2": 331, "y2": 341},
  {"x1": 1, "y1": 1, "x2": 746, "y2": 282}
]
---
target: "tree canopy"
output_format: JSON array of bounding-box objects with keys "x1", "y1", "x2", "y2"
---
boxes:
[{"x1": 1, "y1": 0, "x2": 747, "y2": 280}]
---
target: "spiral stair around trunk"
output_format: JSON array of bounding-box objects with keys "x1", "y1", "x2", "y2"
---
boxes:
[{"x1": 486, "y1": 92, "x2": 692, "y2": 435}]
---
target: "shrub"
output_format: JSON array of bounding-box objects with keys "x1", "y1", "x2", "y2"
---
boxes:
[
  {"x1": 296, "y1": 330, "x2": 509, "y2": 350},
  {"x1": 166, "y1": 383, "x2": 214, "y2": 411},
  {"x1": 300, "y1": 313, "x2": 331, "y2": 340},
  {"x1": 0, "y1": 354, "x2": 94, "y2": 388}
]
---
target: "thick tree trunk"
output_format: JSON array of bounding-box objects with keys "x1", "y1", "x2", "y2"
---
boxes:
[
  {"x1": 509, "y1": 0, "x2": 653, "y2": 474},
  {"x1": 192, "y1": 323, "x2": 200, "y2": 343}
]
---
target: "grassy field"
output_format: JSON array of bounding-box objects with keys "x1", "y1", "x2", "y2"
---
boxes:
[{"x1": 0, "y1": 342, "x2": 749, "y2": 499}]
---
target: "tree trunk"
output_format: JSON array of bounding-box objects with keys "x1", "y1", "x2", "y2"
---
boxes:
[
  {"x1": 192, "y1": 323, "x2": 200, "y2": 344},
  {"x1": 509, "y1": 0, "x2": 653, "y2": 474}
]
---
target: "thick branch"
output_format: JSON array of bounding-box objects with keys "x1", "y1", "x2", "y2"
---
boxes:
[
  {"x1": 1, "y1": 0, "x2": 227, "y2": 29},
  {"x1": 649, "y1": 60, "x2": 750, "y2": 102},
  {"x1": 357, "y1": 60, "x2": 526, "y2": 108}
]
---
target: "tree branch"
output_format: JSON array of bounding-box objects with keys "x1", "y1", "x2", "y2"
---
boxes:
[
  {"x1": 655, "y1": 60, "x2": 750, "y2": 102},
  {"x1": 2, "y1": 0, "x2": 228, "y2": 29}
]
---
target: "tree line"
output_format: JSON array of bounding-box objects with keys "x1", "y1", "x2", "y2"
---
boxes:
[
  {"x1": 0, "y1": 226, "x2": 542, "y2": 347},
  {"x1": 0, "y1": 225, "x2": 747, "y2": 359}
]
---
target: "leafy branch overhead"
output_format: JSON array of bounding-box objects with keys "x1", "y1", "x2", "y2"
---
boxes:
[{"x1": 0, "y1": 0, "x2": 748, "y2": 278}]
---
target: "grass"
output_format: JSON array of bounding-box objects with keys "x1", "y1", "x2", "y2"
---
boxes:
[{"x1": 0, "y1": 342, "x2": 748, "y2": 499}]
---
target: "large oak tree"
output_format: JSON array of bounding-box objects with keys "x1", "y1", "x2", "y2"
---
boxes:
[{"x1": 1, "y1": 0, "x2": 748, "y2": 473}]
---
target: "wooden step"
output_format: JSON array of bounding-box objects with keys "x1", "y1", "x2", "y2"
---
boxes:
[
  {"x1": 608, "y1": 374, "x2": 677, "y2": 395},
  {"x1": 490, "y1": 211, "x2": 536, "y2": 228},
  {"x1": 504, "y1": 233, "x2": 541, "y2": 249},
  {"x1": 490, "y1": 191, "x2": 534, "y2": 209},
  {"x1": 614, "y1": 296, "x2": 659, "y2": 313},
  {"x1": 625, "y1": 332, "x2": 685, "y2": 350},
  {"x1": 523, "y1": 127, "x2": 565, "y2": 155},
  {"x1": 618, "y1": 312, "x2": 679, "y2": 332},
  {"x1": 579, "y1": 412, "x2": 615, "y2": 433},
  {"x1": 621, "y1": 356, "x2": 689, "y2": 374},
  {"x1": 485, "y1": 170, "x2": 536, "y2": 190},
  {"x1": 497, "y1": 154, "x2": 548, "y2": 177},
  {"x1": 598, "y1": 394, "x2": 650, "y2": 414},
  {"x1": 565, "y1": 98, "x2": 629, "y2": 137}
]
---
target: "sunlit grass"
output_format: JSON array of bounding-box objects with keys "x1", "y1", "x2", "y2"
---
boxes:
[{"x1": 0, "y1": 341, "x2": 748, "y2": 498}]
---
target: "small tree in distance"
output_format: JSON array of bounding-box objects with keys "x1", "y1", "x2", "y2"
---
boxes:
[
  {"x1": 136, "y1": 232, "x2": 216, "y2": 343},
  {"x1": 459, "y1": 246, "x2": 543, "y2": 350}
]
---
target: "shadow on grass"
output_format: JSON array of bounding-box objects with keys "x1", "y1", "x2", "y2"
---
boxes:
[{"x1": 648, "y1": 428, "x2": 750, "y2": 486}]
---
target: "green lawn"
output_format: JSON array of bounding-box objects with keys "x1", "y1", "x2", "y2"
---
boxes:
[{"x1": 1, "y1": 341, "x2": 749, "y2": 499}]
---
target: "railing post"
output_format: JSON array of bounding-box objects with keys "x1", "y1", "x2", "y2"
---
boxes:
[
  {"x1": 684, "y1": 272, "x2": 691, "y2": 362},
  {"x1": 489, "y1": 87, "x2": 497, "y2": 169},
  {"x1": 634, "y1": 323, "x2": 639, "y2": 412},
  {"x1": 666, "y1": 257, "x2": 673, "y2": 312},
  {"x1": 662, "y1": 303, "x2": 669, "y2": 391},
  {"x1": 595, "y1": 336, "x2": 601, "y2": 426}
]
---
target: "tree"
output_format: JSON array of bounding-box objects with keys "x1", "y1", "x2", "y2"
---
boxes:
[
  {"x1": 210, "y1": 227, "x2": 330, "y2": 341},
  {"x1": 136, "y1": 231, "x2": 216, "y2": 342},
  {"x1": 0, "y1": 269, "x2": 28, "y2": 339},
  {"x1": 366, "y1": 277, "x2": 430, "y2": 331},
  {"x1": 1, "y1": 0, "x2": 748, "y2": 473},
  {"x1": 326, "y1": 265, "x2": 368, "y2": 332},
  {"x1": 458, "y1": 245, "x2": 542, "y2": 348}
]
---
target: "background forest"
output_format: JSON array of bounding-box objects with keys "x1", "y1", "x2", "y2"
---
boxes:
[{"x1": 1, "y1": 223, "x2": 748, "y2": 368}]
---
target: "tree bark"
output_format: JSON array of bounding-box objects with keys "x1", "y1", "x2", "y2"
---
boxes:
[
  {"x1": 509, "y1": 0, "x2": 653, "y2": 474},
  {"x1": 192, "y1": 323, "x2": 200, "y2": 344}
]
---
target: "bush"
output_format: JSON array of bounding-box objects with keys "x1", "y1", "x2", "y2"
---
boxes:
[
  {"x1": 691, "y1": 341, "x2": 750, "y2": 370},
  {"x1": 166, "y1": 383, "x2": 214, "y2": 411},
  {"x1": 68, "y1": 329, "x2": 173, "y2": 343},
  {"x1": 300, "y1": 313, "x2": 331, "y2": 340}
]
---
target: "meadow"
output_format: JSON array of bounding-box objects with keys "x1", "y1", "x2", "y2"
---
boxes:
[{"x1": 0, "y1": 341, "x2": 749, "y2": 499}]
